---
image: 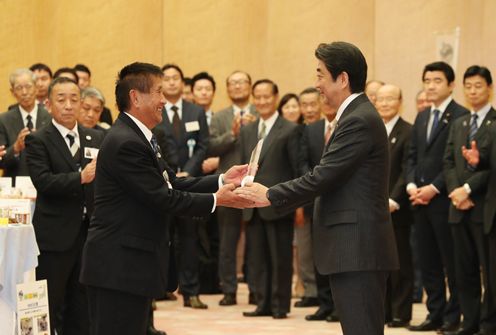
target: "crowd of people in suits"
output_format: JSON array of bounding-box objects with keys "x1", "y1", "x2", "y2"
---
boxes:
[{"x1": 1, "y1": 57, "x2": 495, "y2": 335}]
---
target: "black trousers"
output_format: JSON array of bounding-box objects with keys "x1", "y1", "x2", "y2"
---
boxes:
[
  {"x1": 87, "y1": 286, "x2": 150, "y2": 335},
  {"x1": 247, "y1": 211, "x2": 293, "y2": 314},
  {"x1": 217, "y1": 206, "x2": 242, "y2": 294},
  {"x1": 451, "y1": 217, "x2": 493, "y2": 332},
  {"x1": 385, "y1": 224, "x2": 413, "y2": 321},
  {"x1": 487, "y1": 227, "x2": 496, "y2": 332},
  {"x1": 413, "y1": 207, "x2": 460, "y2": 323},
  {"x1": 36, "y1": 227, "x2": 88, "y2": 335},
  {"x1": 174, "y1": 216, "x2": 201, "y2": 297},
  {"x1": 330, "y1": 271, "x2": 389, "y2": 335},
  {"x1": 315, "y1": 269, "x2": 335, "y2": 312}
]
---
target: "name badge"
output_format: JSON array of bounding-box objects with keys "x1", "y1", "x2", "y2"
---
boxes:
[
  {"x1": 185, "y1": 121, "x2": 200, "y2": 132},
  {"x1": 84, "y1": 147, "x2": 99, "y2": 159}
]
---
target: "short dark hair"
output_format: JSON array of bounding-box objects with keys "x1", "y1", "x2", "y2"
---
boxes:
[
  {"x1": 299, "y1": 87, "x2": 320, "y2": 97},
  {"x1": 161, "y1": 63, "x2": 184, "y2": 80},
  {"x1": 315, "y1": 41, "x2": 367, "y2": 93},
  {"x1": 422, "y1": 61, "x2": 455, "y2": 84},
  {"x1": 115, "y1": 62, "x2": 163, "y2": 112},
  {"x1": 48, "y1": 76, "x2": 80, "y2": 98},
  {"x1": 226, "y1": 70, "x2": 252, "y2": 86},
  {"x1": 192, "y1": 72, "x2": 216, "y2": 92},
  {"x1": 252, "y1": 79, "x2": 279, "y2": 95},
  {"x1": 29, "y1": 63, "x2": 52, "y2": 78},
  {"x1": 74, "y1": 64, "x2": 91, "y2": 77},
  {"x1": 53, "y1": 67, "x2": 79, "y2": 84},
  {"x1": 278, "y1": 93, "x2": 303, "y2": 124},
  {"x1": 184, "y1": 77, "x2": 193, "y2": 86},
  {"x1": 463, "y1": 65, "x2": 493, "y2": 85}
]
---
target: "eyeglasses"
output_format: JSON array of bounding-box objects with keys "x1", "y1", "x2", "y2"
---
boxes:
[
  {"x1": 376, "y1": 96, "x2": 399, "y2": 103},
  {"x1": 228, "y1": 79, "x2": 250, "y2": 86},
  {"x1": 13, "y1": 83, "x2": 35, "y2": 93}
]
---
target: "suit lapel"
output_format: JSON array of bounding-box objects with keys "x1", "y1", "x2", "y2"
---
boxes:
[
  {"x1": 389, "y1": 118, "x2": 402, "y2": 151},
  {"x1": 427, "y1": 101, "x2": 454, "y2": 147},
  {"x1": 10, "y1": 107, "x2": 25, "y2": 132},
  {"x1": 475, "y1": 107, "x2": 496, "y2": 142},
  {"x1": 258, "y1": 116, "x2": 282, "y2": 165},
  {"x1": 46, "y1": 123, "x2": 78, "y2": 171},
  {"x1": 118, "y1": 113, "x2": 161, "y2": 172},
  {"x1": 35, "y1": 107, "x2": 51, "y2": 129}
]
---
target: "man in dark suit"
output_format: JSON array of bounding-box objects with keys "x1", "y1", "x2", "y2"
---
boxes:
[
  {"x1": 376, "y1": 84, "x2": 414, "y2": 328},
  {"x1": 236, "y1": 41, "x2": 399, "y2": 335},
  {"x1": 299, "y1": 94, "x2": 339, "y2": 322},
  {"x1": 25, "y1": 76, "x2": 105, "y2": 334},
  {"x1": 79, "y1": 62, "x2": 248, "y2": 335},
  {"x1": 78, "y1": 87, "x2": 110, "y2": 133},
  {"x1": 240, "y1": 79, "x2": 299, "y2": 319},
  {"x1": 443, "y1": 66, "x2": 496, "y2": 335},
  {"x1": 406, "y1": 61, "x2": 469, "y2": 332},
  {"x1": 0, "y1": 68, "x2": 51, "y2": 185},
  {"x1": 294, "y1": 87, "x2": 322, "y2": 310},
  {"x1": 153, "y1": 63, "x2": 210, "y2": 309},
  {"x1": 208, "y1": 70, "x2": 258, "y2": 306},
  {"x1": 462, "y1": 121, "x2": 496, "y2": 335}
]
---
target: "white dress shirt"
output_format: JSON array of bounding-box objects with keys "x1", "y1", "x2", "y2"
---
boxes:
[
  {"x1": 258, "y1": 111, "x2": 279, "y2": 137},
  {"x1": 52, "y1": 119, "x2": 80, "y2": 151},
  {"x1": 19, "y1": 104, "x2": 38, "y2": 128}
]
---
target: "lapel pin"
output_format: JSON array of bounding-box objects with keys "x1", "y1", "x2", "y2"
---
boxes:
[
  {"x1": 391, "y1": 137, "x2": 397, "y2": 144},
  {"x1": 487, "y1": 120, "x2": 492, "y2": 125},
  {"x1": 86, "y1": 135, "x2": 91, "y2": 140},
  {"x1": 463, "y1": 120, "x2": 467, "y2": 127}
]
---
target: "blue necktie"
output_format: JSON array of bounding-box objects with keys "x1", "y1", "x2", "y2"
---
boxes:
[
  {"x1": 428, "y1": 109, "x2": 440, "y2": 142},
  {"x1": 468, "y1": 113, "x2": 478, "y2": 145}
]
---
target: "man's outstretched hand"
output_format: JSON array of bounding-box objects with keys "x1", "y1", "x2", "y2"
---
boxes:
[
  {"x1": 234, "y1": 182, "x2": 271, "y2": 208},
  {"x1": 216, "y1": 183, "x2": 253, "y2": 209},
  {"x1": 224, "y1": 164, "x2": 249, "y2": 187}
]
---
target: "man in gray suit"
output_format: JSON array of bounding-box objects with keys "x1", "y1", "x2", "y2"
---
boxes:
[
  {"x1": 208, "y1": 70, "x2": 257, "y2": 306},
  {"x1": 236, "y1": 41, "x2": 399, "y2": 335},
  {"x1": 0, "y1": 68, "x2": 51, "y2": 185}
]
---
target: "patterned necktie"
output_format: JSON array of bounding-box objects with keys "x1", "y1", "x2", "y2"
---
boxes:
[
  {"x1": 26, "y1": 115, "x2": 33, "y2": 131},
  {"x1": 171, "y1": 105, "x2": 181, "y2": 140},
  {"x1": 66, "y1": 132, "x2": 81, "y2": 167},
  {"x1": 258, "y1": 121, "x2": 266, "y2": 140},
  {"x1": 150, "y1": 135, "x2": 161, "y2": 158},
  {"x1": 325, "y1": 119, "x2": 337, "y2": 145},
  {"x1": 468, "y1": 113, "x2": 479, "y2": 145},
  {"x1": 428, "y1": 109, "x2": 440, "y2": 142}
]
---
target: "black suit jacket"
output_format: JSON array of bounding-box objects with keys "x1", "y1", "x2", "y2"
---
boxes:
[
  {"x1": 389, "y1": 117, "x2": 413, "y2": 225},
  {"x1": 478, "y1": 123, "x2": 496, "y2": 233},
  {"x1": 444, "y1": 108, "x2": 496, "y2": 224},
  {"x1": 25, "y1": 123, "x2": 104, "y2": 251},
  {"x1": 80, "y1": 112, "x2": 218, "y2": 298},
  {"x1": 0, "y1": 105, "x2": 51, "y2": 180},
  {"x1": 153, "y1": 100, "x2": 209, "y2": 176},
  {"x1": 407, "y1": 100, "x2": 469, "y2": 211},
  {"x1": 267, "y1": 94, "x2": 399, "y2": 275},
  {"x1": 298, "y1": 120, "x2": 325, "y2": 218},
  {"x1": 240, "y1": 115, "x2": 299, "y2": 221}
]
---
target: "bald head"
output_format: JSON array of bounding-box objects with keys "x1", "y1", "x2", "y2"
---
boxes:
[{"x1": 376, "y1": 84, "x2": 402, "y2": 123}]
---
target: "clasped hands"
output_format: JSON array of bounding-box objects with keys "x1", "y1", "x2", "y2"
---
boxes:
[{"x1": 215, "y1": 164, "x2": 271, "y2": 209}]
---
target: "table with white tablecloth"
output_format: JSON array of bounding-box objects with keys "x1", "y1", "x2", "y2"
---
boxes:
[{"x1": 0, "y1": 224, "x2": 39, "y2": 335}]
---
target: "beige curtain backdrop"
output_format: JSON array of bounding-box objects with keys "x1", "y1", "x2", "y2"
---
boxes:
[{"x1": 1, "y1": 0, "x2": 495, "y2": 122}]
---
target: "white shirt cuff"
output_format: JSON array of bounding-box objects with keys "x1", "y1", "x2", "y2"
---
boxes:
[
  {"x1": 389, "y1": 198, "x2": 400, "y2": 210},
  {"x1": 218, "y1": 174, "x2": 224, "y2": 188},
  {"x1": 211, "y1": 194, "x2": 216, "y2": 213},
  {"x1": 406, "y1": 183, "x2": 417, "y2": 192},
  {"x1": 463, "y1": 183, "x2": 472, "y2": 195}
]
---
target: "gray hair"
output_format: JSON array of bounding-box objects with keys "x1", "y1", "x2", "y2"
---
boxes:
[
  {"x1": 9, "y1": 68, "x2": 36, "y2": 88},
  {"x1": 81, "y1": 86, "x2": 106, "y2": 105}
]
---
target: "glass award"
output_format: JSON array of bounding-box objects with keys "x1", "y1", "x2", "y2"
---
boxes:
[{"x1": 241, "y1": 139, "x2": 263, "y2": 187}]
